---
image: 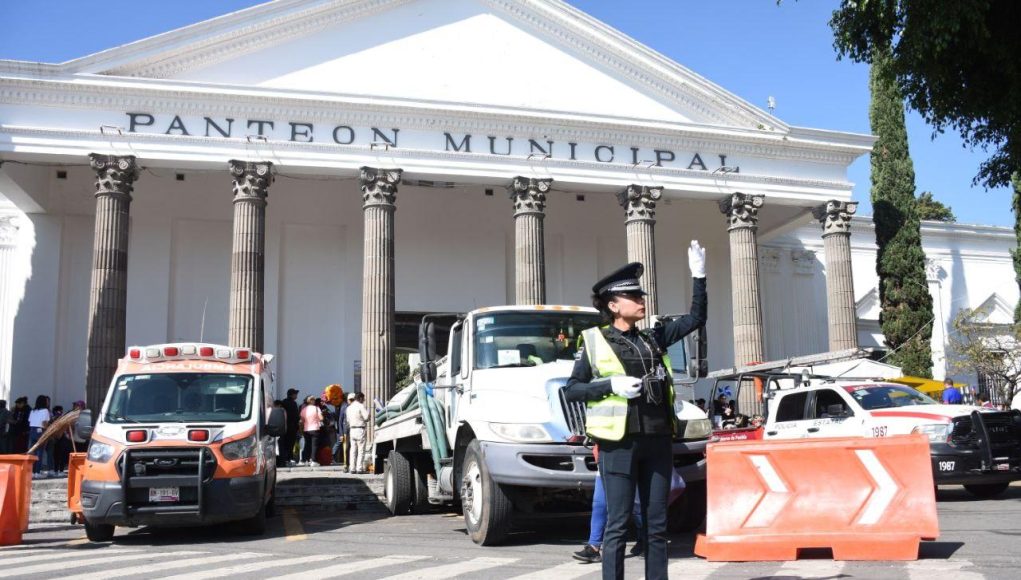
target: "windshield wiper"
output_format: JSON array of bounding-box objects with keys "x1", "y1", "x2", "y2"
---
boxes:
[{"x1": 485, "y1": 362, "x2": 533, "y2": 369}]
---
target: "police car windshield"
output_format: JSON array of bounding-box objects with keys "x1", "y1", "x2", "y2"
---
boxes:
[
  {"x1": 843, "y1": 384, "x2": 938, "y2": 410},
  {"x1": 105, "y1": 373, "x2": 254, "y2": 423},
  {"x1": 474, "y1": 312, "x2": 602, "y2": 370}
]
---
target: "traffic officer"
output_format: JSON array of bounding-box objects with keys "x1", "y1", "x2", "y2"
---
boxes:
[{"x1": 564, "y1": 241, "x2": 707, "y2": 580}]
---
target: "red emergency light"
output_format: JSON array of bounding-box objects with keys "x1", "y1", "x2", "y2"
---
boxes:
[
  {"x1": 235, "y1": 349, "x2": 250, "y2": 360},
  {"x1": 188, "y1": 429, "x2": 209, "y2": 442},
  {"x1": 126, "y1": 430, "x2": 148, "y2": 443},
  {"x1": 199, "y1": 347, "x2": 214, "y2": 357},
  {"x1": 163, "y1": 346, "x2": 180, "y2": 357},
  {"x1": 128, "y1": 348, "x2": 141, "y2": 360}
]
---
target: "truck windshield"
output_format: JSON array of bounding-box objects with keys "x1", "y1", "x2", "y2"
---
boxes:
[
  {"x1": 844, "y1": 384, "x2": 938, "y2": 410},
  {"x1": 474, "y1": 311, "x2": 602, "y2": 369},
  {"x1": 105, "y1": 373, "x2": 254, "y2": 423}
]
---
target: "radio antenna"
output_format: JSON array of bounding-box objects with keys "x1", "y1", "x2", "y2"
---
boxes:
[{"x1": 199, "y1": 297, "x2": 208, "y2": 342}]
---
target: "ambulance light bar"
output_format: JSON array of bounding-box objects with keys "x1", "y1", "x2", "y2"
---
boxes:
[{"x1": 126, "y1": 344, "x2": 255, "y2": 363}]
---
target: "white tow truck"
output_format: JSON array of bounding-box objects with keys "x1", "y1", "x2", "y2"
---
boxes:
[
  {"x1": 372, "y1": 305, "x2": 710, "y2": 545},
  {"x1": 709, "y1": 350, "x2": 1021, "y2": 498}
]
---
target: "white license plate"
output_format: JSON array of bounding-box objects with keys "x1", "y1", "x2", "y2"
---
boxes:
[{"x1": 149, "y1": 487, "x2": 180, "y2": 503}]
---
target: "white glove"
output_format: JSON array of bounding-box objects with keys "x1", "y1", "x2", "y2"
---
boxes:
[
  {"x1": 610, "y1": 376, "x2": 642, "y2": 399},
  {"x1": 688, "y1": 240, "x2": 706, "y2": 278}
]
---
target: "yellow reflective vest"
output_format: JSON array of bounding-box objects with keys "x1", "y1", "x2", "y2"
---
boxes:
[{"x1": 579, "y1": 326, "x2": 675, "y2": 441}]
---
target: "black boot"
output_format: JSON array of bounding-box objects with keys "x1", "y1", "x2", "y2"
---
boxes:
[{"x1": 572, "y1": 544, "x2": 601, "y2": 563}]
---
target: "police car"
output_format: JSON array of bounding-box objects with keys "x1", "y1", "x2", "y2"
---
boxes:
[{"x1": 710, "y1": 350, "x2": 1021, "y2": 499}]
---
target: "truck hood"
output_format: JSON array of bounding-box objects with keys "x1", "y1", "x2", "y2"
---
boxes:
[
  {"x1": 869, "y1": 404, "x2": 985, "y2": 422},
  {"x1": 466, "y1": 361, "x2": 575, "y2": 424}
]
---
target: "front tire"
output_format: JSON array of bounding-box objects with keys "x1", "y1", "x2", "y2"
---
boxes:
[
  {"x1": 964, "y1": 482, "x2": 1010, "y2": 499},
  {"x1": 384, "y1": 449, "x2": 414, "y2": 515},
  {"x1": 84, "y1": 520, "x2": 115, "y2": 542},
  {"x1": 461, "y1": 440, "x2": 513, "y2": 545}
]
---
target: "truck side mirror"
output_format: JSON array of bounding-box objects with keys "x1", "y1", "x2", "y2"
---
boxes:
[
  {"x1": 419, "y1": 320, "x2": 438, "y2": 383},
  {"x1": 266, "y1": 407, "x2": 286, "y2": 437},
  {"x1": 689, "y1": 326, "x2": 708, "y2": 379},
  {"x1": 76, "y1": 409, "x2": 94, "y2": 440}
]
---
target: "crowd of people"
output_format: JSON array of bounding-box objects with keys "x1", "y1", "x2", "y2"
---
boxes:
[
  {"x1": 274, "y1": 388, "x2": 370, "y2": 472},
  {"x1": 0, "y1": 396, "x2": 89, "y2": 479}
]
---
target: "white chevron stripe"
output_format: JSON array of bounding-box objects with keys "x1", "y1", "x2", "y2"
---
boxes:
[
  {"x1": 0, "y1": 547, "x2": 136, "y2": 566},
  {"x1": 272, "y1": 554, "x2": 431, "y2": 579},
  {"x1": 749, "y1": 454, "x2": 787, "y2": 492},
  {"x1": 378, "y1": 557, "x2": 518, "y2": 579},
  {"x1": 855, "y1": 449, "x2": 898, "y2": 525},
  {"x1": 156, "y1": 554, "x2": 337, "y2": 580}
]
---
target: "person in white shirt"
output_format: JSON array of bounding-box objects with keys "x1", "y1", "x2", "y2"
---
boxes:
[
  {"x1": 27, "y1": 395, "x2": 52, "y2": 477},
  {"x1": 345, "y1": 393, "x2": 370, "y2": 474}
]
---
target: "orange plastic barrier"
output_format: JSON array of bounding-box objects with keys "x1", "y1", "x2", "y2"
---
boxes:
[
  {"x1": 694, "y1": 434, "x2": 938, "y2": 561},
  {"x1": 0, "y1": 454, "x2": 37, "y2": 532},
  {"x1": 67, "y1": 452, "x2": 87, "y2": 522},
  {"x1": 0, "y1": 465, "x2": 22, "y2": 545}
]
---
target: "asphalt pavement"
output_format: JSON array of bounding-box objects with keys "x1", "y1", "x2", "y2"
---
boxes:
[{"x1": 4, "y1": 483, "x2": 1020, "y2": 579}]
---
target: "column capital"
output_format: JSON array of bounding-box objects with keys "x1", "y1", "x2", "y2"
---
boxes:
[
  {"x1": 509, "y1": 176, "x2": 551, "y2": 216},
  {"x1": 360, "y1": 166, "x2": 402, "y2": 208},
  {"x1": 89, "y1": 153, "x2": 139, "y2": 198},
  {"x1": 616, "y1": 184, "x2": 662, "y2": 222},
  {"x1": 812, "y1": 200, "x2": 858, "y2": 236},
  {"x1": 0, "y1": 215, "x2": 20, "y2": 246},
  {"x1": 229, "y1": 160, "x2": 274, "y2": 204},
  {"x1": 719, "y1": 192, "x2": 764, "y2": 230}
]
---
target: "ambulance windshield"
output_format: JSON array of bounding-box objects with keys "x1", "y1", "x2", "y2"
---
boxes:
[
  {"x1": 474, "y1": 312, "x2": 602, "y2": 369},
  {"x1": 105, "y1": 373, "x2": 254, "y2": 423}
]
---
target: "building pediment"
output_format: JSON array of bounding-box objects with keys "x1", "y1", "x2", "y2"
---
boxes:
[
  {"x1": 54, "y1": 0, "x2": 783, "y2": 129},
  {"x1": 856, "y1": 287, "x2": 880, "y2": 322},
  {"x1": 969, "y1": 293, "x2": 1015, "y2": 326}
]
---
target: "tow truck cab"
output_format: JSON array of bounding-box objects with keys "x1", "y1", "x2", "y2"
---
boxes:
[{"x1": 76, "y1": 343, "x2": 286, "y2": 541}]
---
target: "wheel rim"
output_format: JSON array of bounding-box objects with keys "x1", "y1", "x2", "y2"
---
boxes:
[
  {"x1": 463, "y1": 461, "x2": 483, "y2": 525},
  {"x1": 384, "y1": 464, "x2": 394, "y2": 506}
]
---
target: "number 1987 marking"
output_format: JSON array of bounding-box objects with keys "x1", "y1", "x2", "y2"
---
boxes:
[{"x1": 871, "y1": 426, "x2": 888, "y2": 438}]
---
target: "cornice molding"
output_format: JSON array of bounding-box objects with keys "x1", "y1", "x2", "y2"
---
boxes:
[
  {"x1": 0, "y1": 125, "x2": 854, "y2": 197},
  {"x1": 0, "y1": 77, "x2": 868, "y2": 165}
]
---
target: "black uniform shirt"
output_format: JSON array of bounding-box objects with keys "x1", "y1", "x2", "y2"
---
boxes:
[{"x1": 564, "y1": 277, "x2": 707, "y2": 437}]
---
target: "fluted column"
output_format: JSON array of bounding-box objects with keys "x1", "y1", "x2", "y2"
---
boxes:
[
  {"x1": 360, "y1": 166, "x2": 401, "y2": 430},
  {"x1": 617, "y1": 184, "x2": 662, "y2": 324},
  {"x1": 814, "y1": 200, "x2": 860, "y2": 351},
  {"x1": 228, "y1": 160, "x2": 273, "y2": 353},
  {"x1": 720, "y1": 192, "x2": 766, "y2": 365},
  {"x1": 0, "y1": 216, "x2": 20, "y2": 403},
  {"x1": 85, "y1": 154, "x2": 139, "y2": 414},
  {"x1": 509, "y1": 177, "x2": 551, "y2": 305}
]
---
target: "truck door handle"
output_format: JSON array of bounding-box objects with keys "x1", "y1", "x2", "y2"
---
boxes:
[
  {"x1": 766, "y1": 431, "x2": 777, "y2": 436},
  {"x1": 807, "y1": 427, "x2": 820, "y2": 433}
]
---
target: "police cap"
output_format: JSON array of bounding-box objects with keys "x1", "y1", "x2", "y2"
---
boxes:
[{"x1": 592, "y1": 262, "x2": 647, "y2": 297}]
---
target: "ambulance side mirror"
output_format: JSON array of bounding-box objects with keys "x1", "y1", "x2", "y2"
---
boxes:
[
  {"x1": 266, "y1": 407, "x2": 286, "y2": 437},
  {"x1": 76, "y1": 410, "x2": 94, "y2": 440}
]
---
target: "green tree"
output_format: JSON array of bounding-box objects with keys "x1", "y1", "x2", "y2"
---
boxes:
[
  {"x1": 915, "y1": 191, "x2": 955, "y2": 222},
  {"x1": 1013, "y1": 173, "x2": 1021, "y2": 322},
  {"x1": 950, "y1": 309, "x2": 1021, "y2": 407},
  {"x1": 870, "y1": 48, "x2": 934, "y2": 377},
  {"x1": 394, "y1": 352, "x2": 415, "y2": 389}
]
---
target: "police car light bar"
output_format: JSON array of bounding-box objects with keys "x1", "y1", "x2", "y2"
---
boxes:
[{"x1": 125, "y1": 343, "x2": 255, "y2": 364}]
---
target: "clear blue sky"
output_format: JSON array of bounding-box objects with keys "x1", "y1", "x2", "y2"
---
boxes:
[{"x1": 1, "y1": 0, "x2": 1010, "y2": 227}]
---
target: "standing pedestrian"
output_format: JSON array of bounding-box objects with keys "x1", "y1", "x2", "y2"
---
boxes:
[
  {"x1": 942, "y1": 378, "x2": 963, "y2": 405},
  {"x1": 50, "y1": 405, "x2": 71, "y2": 475},
  {"x1": 279, "y1": 388, "x2": 300, "y2": 467},
  {"x1": 333, "y1": 394, "x2": 349, "y2": 466},
  {"x1": 11, "y1": 397, "x2": 30, "y2": 453},
  {"x1": 28, "y1": 395, "x2": 52, "y2": 477},
  {"x1": 564, "y1": 241, "x2": 708, "y2": 580},
  {"x1": 346, "y1": 392, "x2": 369, "y2": 473},
  {"x1": 299, "y1": 395, "x2": 323, "y2": 467}
]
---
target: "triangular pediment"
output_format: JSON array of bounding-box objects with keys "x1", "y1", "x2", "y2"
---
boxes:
[
  {"x1": 969, "y1": 293, "x2": 1015, "y2": 326},
  {"x1": 60, "y1": 0, "x2": 784, "y2": 129},
  {"x1": 856, "y1": 288, "x2": 880, "y2": 322}
]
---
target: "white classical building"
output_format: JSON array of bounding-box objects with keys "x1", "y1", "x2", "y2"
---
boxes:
[{"x1": 0, "y1": 0, "x2": 1015, "y2": 409}]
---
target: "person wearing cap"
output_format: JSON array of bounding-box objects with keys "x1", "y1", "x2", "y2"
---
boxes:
[
  {"x1": 345, "y1": 392, "x2": 370, "y2": 473},
  {"x1": 564, "y1": 240, "x2": 707, "y2": 580},
  {"x1": 279, "y1": 388, "x2": 300, "y2": 467}
]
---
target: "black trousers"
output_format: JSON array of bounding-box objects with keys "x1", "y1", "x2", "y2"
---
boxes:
[
  {"x1": 279, "y1": 430, "x2": 297, "y2": 465},
  {"x1": 598, "y1": 434, "x2": 672, "y2": 580},
  {"x1": 301, "y1": 431, "x2": 320, "y2": 463}
]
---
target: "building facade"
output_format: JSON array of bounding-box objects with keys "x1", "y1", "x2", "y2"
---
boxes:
[{"x1": 0, "y1": 0, "x2": 1013, "y2": 409}]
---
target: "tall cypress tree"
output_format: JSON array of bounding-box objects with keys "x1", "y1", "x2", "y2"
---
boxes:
[{"x1": 869, "y1": 48, "x2": 934, "y2": 377}]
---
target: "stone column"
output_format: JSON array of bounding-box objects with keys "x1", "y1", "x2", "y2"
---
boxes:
[
  {"x1": 0, "y1": 216, "x2": 20, "y2": 403},
  {"x1": 813, "y1": 200, "x2": 859, "y2": 351},
  {"x1": 509, "y1": 177, "x2": 551, "y2": 305},
  {"x1": 228, "y1": 160, "x2": 273, "y2": 353},
  {"x1": 720, "y1": 192, "x2": 766, "y2": 365},
  {"x1": 617, "y1": 184, "x2": 662, "y2": 323},
  {"x1": 85, "y1": 154, "x2": 139, "y2": 414},
  {"x1": 360, "y1": 166, "x2": 401, "y2": 428}
]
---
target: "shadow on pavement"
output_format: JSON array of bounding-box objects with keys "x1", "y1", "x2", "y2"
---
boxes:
[{"x1": 936, "y1": 484, "x2": 1021, "y2": 503}]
